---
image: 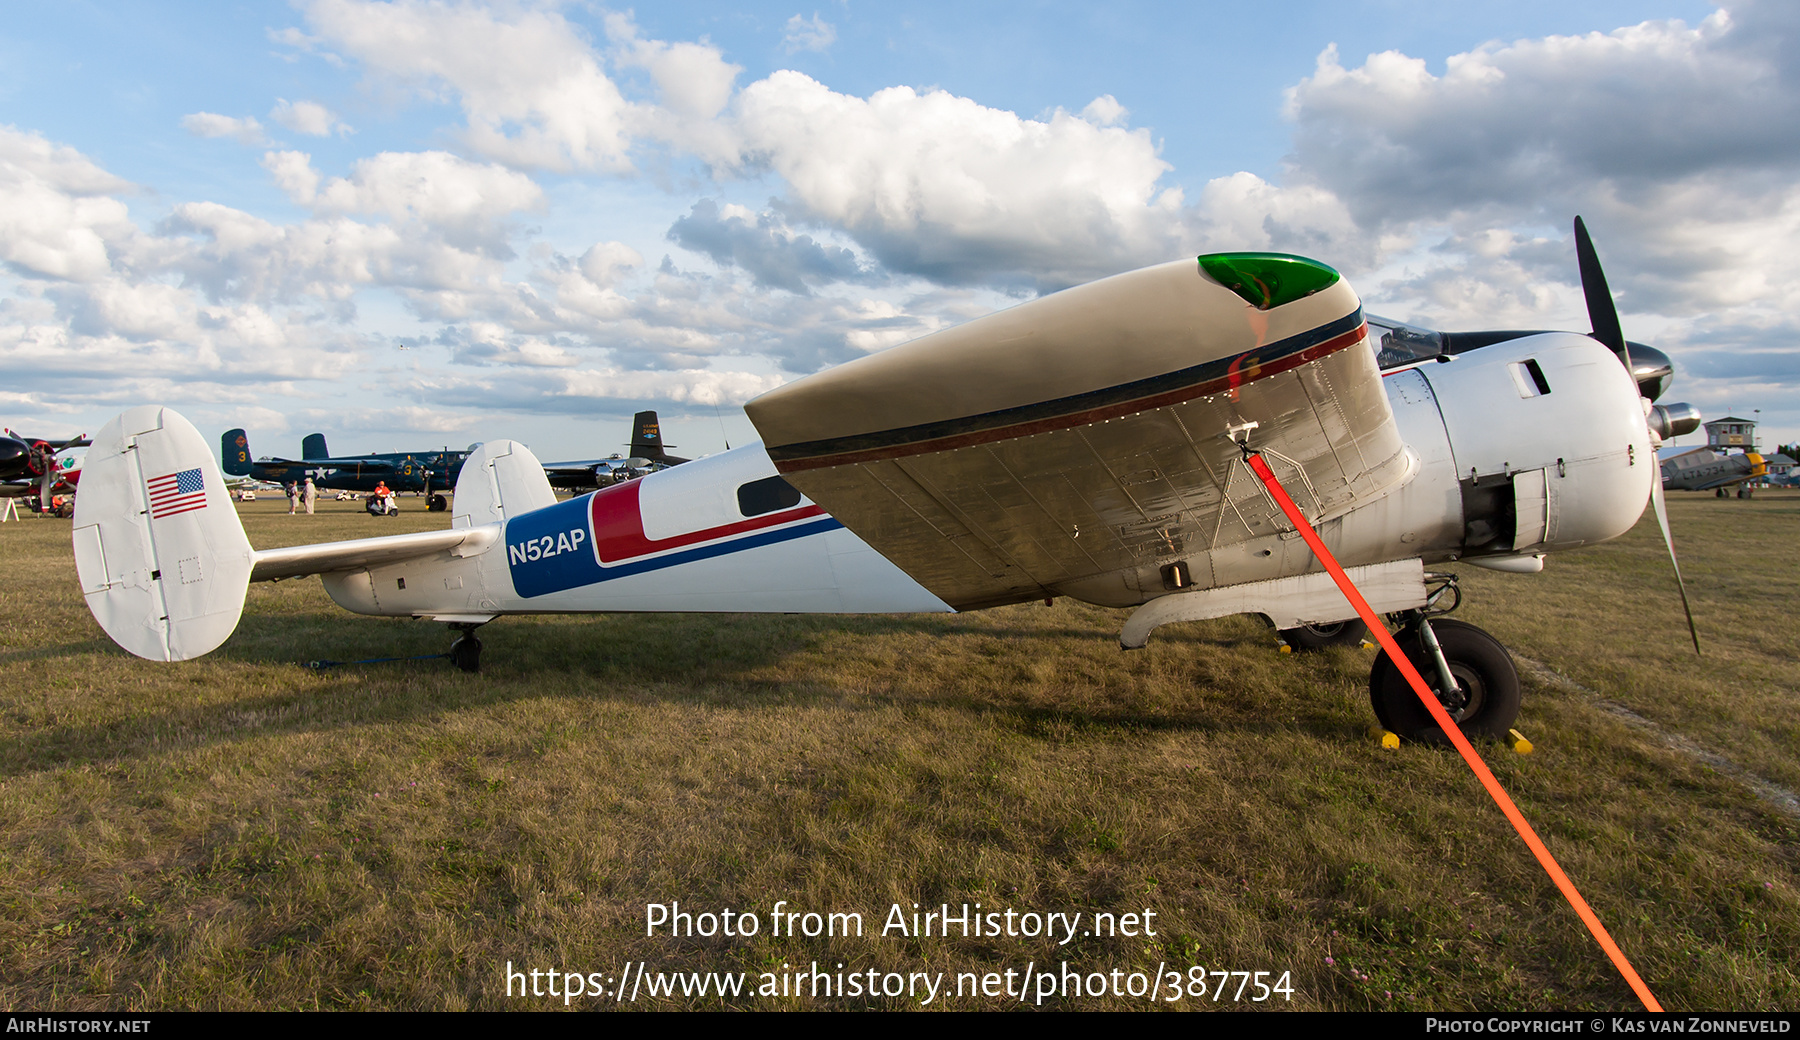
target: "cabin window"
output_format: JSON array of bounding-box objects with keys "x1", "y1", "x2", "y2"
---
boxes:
[{"x1": 737, "y1": 476, "x2": 802, "y2": 517}]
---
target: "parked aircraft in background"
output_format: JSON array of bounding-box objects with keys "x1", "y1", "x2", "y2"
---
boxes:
[
  {"x1": 1659, "y1": 446, "x2": 1767, "y2": 494},
  {"x1": 221, "y1": 429, "x2": 473, "y2": 511},
  {"x1": 74, "y1": 219, "x2": 1702, "y2": 743},
  {"x1": 1, "y1": 430, "x2": 88, "y2": 511},
  {"x1": 541, "y1": 411, "x2": 693, "y2": 490}
]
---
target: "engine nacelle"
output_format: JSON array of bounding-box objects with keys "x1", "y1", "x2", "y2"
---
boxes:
[{"x1": 1384, "y1": 333, "x2": 1654, "y2": 564}]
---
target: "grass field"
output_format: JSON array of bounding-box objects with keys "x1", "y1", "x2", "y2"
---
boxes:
[{"x1": 1, "y1": 491, "x2": 1796, "y2": 1010}]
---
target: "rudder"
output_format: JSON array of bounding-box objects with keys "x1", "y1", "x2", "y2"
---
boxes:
[
  {"x1": 451, "y1": 440, "x2": 557, "y2": 528},
  {"x1": 631, "y1": 411, "x2": 667, "y2": 459},
  {"x1": 76, "y1": 407, "x2": 255, "y2": 661},
  {"x1": 302, "y1": 433, "x2": 329, "y2": 460},
  {"x1": 221, "y1": 428, "x2": 252, "y2": 476}
]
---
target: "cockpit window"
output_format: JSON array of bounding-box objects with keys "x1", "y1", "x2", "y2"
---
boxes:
[
  {"x1": 737, "y1": 476, "x2": 803, "y2": 517},
  {"x1": 1368, "y1": 314, "x2": 1446, "y2": 369}
]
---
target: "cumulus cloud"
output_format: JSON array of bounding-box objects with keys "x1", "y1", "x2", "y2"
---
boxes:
[
  {"x1": 294, "y1": 0, "x2": 642, "y2": 172},
  {"x1": 422, "y1": 362, "x2": 788, "y2": 417},
  {"x1": 270, "y1": 98, "x2": 351, "y2": 136},
  {"x1": 720, "y1": 74, "x2": 1190, "y2": 290},
  {"x1": 309, "y1": 151, "x2": 544, "y2": 252},
  {"x1": 1283, "y1": 0, "x2": 1800, "y2": 325},
  {"x1": 578, "y1": 241, "x2": 644, "y2": 288},
  {"x1": 1287, "y1": 8, "x2": 1800, "y2": 222},
  {"x1": 0, "y1": 127, "x2": 138, "y2": 283},
  {"x1": 262, "y1": 150, "x2": 321, "y2": 204},
  {"x1": 668, "y1": 199, "x2": 870, "y2": 294},
  {"x1": 180, "y1": 112, "x2": 266, "y2": 145},
  {"x1": 783, "y1": 13, "x2": 837, "y2": 54},
  {"x1": 288, "y1": 2, "x2": 1214, "y2": 291}
]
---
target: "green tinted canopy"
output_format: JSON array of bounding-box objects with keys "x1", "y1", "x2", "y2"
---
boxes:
[{"x1": 1197, "y1": 253, "x2": 1340, "y2": 311}]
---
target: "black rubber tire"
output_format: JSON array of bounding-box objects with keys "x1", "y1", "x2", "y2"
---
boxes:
[
  {"x1": 428, "y1": 494, "x2": 448, "y2": 512},
  {"x1": 1279, "y1": 618, "x2": 1369, "y2": 651},
  {"x1": 1368, "y1": 619, "x2": 1520, "y2": 743},
  {"x1": 450, "y1": 635, "x2": 482, "y2": 674}
]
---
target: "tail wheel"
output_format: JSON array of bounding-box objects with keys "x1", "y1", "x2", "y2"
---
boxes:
[
  {"x1": 1368, "y1": 619, "x2": 1520, "y2": 743},
  {"x1": 450, "y1": 634, "x2": 482, "y2": 673},
  {"x1": 1279, "y1": 618, "x2": 1368, "y2": 651}
]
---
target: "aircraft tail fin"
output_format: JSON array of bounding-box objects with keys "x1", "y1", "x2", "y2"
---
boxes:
[
  {"x1": 221, "y1": 428, "x2": 252, "y2": 476},
  {"x1": 630, "y1": 411, "x2": 671, "y2": 460},
  {"x1": 301, "y1": 433, "x2": 329, "y2": 460},
  {"x1": 451, "y1": 439, "x2": 556, "y2": 528},
  {"x1": 76, "y1": 407, "x2": 255, "y2": 661}
]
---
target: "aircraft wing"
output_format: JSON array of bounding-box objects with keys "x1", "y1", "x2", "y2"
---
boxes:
[
  {"x1": 6, "y1": 433, "x2": 89, "y2": 451},
  {"x1": 541, "y1": 459, "x2": 620, "y2": 484},
  {"x1": 745, "y1": 255, "x2": 1412, "y2": 611},
  {"x1": 265, "y1": 454, "x2": 397, "y2": 472}
]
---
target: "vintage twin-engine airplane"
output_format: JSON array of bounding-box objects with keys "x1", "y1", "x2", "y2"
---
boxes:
[
  {"x1": 541, "y1": 411, "x2": 692, "y2": 490},
  {"x1": 2, "y1": 429, "x2": 87, "y2": 510},
  {"x1": 222, "y1": 429, "x2": 472, "y2": 511},
  {"x1": 71, "y1": 220, "x2": 1700, "y2": 741}
]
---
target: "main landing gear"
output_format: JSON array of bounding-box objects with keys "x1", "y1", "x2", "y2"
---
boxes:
[
  {"x1": 448, "y1": 622, "x2": 484, "y2": 674},
  {"x1": 1366, "y1": 574, "x2": 1521, "y2": 743},
  {"x1": 1278, "y1": 618, "x2": 1369, "y2": 651}
]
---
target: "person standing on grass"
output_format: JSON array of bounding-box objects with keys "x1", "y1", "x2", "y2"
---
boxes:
[
  {"x1": 303, "y1": 476, "x2": 317, "y2": 515},
  {"x1": 286, "y1": 481, "x2": 299, "y2": 515}
]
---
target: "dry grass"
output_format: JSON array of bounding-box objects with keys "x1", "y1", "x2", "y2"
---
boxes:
[{"x1": 0, "y1": 492, "x2": 1795, "y2": 1010}]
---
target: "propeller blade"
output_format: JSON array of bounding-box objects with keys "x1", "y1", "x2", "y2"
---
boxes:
[
  {"x1": 1580, "y1": 216, "x2": 1698, "y2": 653},
  {"x1": 1649, "y1": 477, "x2": 1702, "y2": 655},
  {"x1": 1574, "y1": 216, "x2": 1629, "y2": 364}
]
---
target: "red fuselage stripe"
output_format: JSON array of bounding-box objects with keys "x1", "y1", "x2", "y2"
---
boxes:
[{"x1": 586, "y1": 479, "x2": 826, "y2": 564}]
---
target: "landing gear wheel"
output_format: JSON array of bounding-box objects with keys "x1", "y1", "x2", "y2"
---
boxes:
[
  {"x1": 450, "y1": 633, "x2": 483, "y2": 674},
  {"x1": 428, "y1": 493, "x2": 448, "y2": 512},
  {"x1": 1368, "y1": 618, "x2": 1520, "y2": 743},
  {"x1": 1279, "y1": 618, "x2": 1369, "y2": 651}
]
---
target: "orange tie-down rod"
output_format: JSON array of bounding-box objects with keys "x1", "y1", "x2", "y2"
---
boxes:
[{"x1": 1242, "y1": 449, "x2": 1661, "y2": 1013}]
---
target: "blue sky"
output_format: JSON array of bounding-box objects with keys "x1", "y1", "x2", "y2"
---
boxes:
[{"x1": 9, "y1": 0, "x2": 1792, "y2": 461}]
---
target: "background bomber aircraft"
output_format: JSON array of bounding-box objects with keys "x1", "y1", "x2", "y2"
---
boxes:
[
  {"x1": 222, "y1": 429, "x2": 472, "y2": 511},
  {"x1": 74, "y1": 220, "x2": 1701, "y2": 744},
  {"x1": 540, "y1": 410, "x2": 692, "y2": 491}
]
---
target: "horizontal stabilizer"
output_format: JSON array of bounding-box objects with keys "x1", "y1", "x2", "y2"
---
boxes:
[
  {"x1": 251, "y1": 526, "x2": 498, "y2": 582},
  {"x1": 76, "y1": 407, "x2": 255, "y2": 661}
]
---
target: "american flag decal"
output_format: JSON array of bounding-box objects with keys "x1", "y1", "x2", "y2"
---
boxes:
[{"x1": 147, "y1": 467, "x2": 208, "y2": 519}]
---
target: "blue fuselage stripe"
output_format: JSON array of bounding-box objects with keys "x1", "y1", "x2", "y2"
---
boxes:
[{"x1": 506, "y1": 507, "x2": 844, "y2": 598}]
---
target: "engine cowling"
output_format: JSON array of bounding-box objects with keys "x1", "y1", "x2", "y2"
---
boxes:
[{"x1": 1382, "y1": 333, "x2": 1655, "y2": 563}]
